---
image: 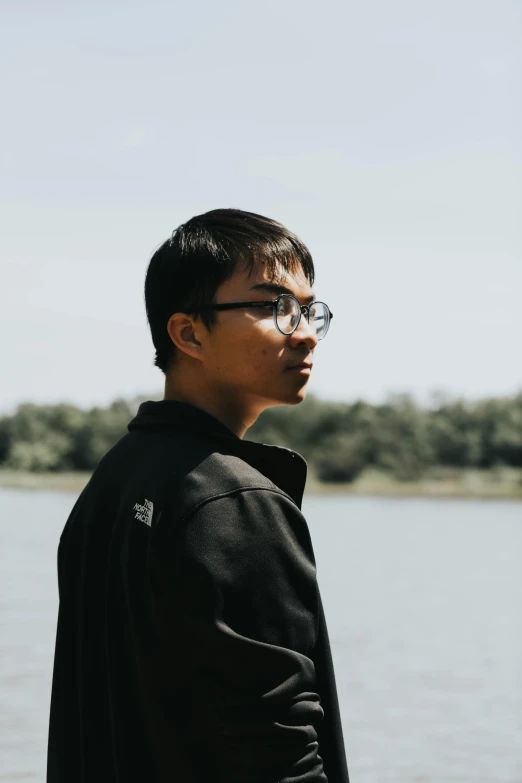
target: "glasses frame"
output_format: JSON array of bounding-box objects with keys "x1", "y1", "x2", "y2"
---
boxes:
[{"x1": 197, "y1": 293, "x2": 334, "y2": 340}]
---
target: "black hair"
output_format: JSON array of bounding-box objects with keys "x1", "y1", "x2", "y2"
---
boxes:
[{"x1": 144, "y1": 208, "x2": 315, "y2": 374}]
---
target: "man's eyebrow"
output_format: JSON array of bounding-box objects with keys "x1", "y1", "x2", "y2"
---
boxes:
[{"x1": 249, "y1": 282, "x2": 316, "y2": 303}]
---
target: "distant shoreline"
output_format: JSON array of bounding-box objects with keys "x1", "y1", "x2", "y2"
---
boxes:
[{"x1": 1, "y1": 468, "x2": 521, "y2": 501}]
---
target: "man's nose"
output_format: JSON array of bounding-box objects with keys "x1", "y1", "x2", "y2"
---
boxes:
[{"x1": 291, "y1": 311, "x2": 319, "y2": 348}]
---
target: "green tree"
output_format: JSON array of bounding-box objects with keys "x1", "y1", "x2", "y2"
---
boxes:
[
  {"x1": 313, "y1": 432, "x2": 368, "y2": 483},
  {"x1": 373, "y1": 394, "x2": 434, "y2": 481},
  {"x1": 71, "y1": 398, "x2": 134, "y2": 470}
]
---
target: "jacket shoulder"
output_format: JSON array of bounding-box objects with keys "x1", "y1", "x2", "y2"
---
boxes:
[{"x1": 171, "y1": 451, "x2": 293, "y2": 523}]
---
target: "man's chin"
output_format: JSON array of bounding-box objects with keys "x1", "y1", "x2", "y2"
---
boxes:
[
  {"x1": 257, "y1": 382, "x2": 308, "y2": 410},
  {"x1": 281, "y1": 386, "x2": 308, "y2": 405}
]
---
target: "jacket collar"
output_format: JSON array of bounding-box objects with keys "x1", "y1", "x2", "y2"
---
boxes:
[{"x1": 127, "y1": 399, "x2": 308, "y2": 509}]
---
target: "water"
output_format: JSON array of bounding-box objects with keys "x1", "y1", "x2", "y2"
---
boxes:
[
  {"x1": 303, "y1": 495, "x2": 522, "y2": 783},
  {"x1": 1, "y1": 488, "x2": 521, "y2": 783}
]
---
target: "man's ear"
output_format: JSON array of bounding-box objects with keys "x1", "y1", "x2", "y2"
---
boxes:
[{"x1": 166, "y1": 313, "x2": 204, "y2": 361}]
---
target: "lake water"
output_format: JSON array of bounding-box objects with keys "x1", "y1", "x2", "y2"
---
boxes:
[{"x1": 1, "y1": 488, "x2": 521, "y2": 782}]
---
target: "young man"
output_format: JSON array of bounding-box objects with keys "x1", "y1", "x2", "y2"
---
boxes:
[{"x1": 47, "y1": 209, "x2": 350, "y2": 782}]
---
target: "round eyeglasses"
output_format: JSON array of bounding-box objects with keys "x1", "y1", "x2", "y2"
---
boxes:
[{"x1": 197, "y1": 293, "x2": 334, "y2": 340}]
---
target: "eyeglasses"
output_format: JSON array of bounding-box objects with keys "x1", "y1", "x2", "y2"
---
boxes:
[{"x1": 197, "y1": 293, "x2": 334, "y2": 340}]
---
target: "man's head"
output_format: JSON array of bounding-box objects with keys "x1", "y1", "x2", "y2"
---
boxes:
[{"x1": 145, "y1": 208, "x2": 325, "y2": 434}]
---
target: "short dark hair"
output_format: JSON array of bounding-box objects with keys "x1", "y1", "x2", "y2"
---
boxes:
[{"x1": 144, "y1": 208, "x2": 315, "y2": 374}]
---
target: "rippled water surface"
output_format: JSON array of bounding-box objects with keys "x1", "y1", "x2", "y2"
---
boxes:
[{"x1": 1, "y1": 488, "x2": 521, "y2": 782}]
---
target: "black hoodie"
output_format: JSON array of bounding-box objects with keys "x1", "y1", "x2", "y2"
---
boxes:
[{"x1": 47, "y1": 399, "x2": 350, "y2": 783}]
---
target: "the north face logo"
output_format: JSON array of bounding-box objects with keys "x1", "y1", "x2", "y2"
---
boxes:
[{"x1": 134, "y1": 499, "x2": 154, "y2": 527}]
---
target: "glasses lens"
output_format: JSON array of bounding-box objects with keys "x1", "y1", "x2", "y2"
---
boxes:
[
  {"x1": 310, "y1": 302, "x2": 329, "y2": 340},
  {"x1": 276, "y1": 295, "x2": 300, "y2": 334},
  {"x1": 276, "y1": 296, "x2": 330, "y2": 339}
]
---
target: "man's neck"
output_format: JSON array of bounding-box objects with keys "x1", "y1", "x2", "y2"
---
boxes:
[{"x1": 163, "y1": 380, "x2": 257, "y2": 439}]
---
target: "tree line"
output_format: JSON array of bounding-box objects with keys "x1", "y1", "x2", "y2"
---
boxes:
[{"x1": 0, "y1": 391, "x2": 521, "y2": 483}]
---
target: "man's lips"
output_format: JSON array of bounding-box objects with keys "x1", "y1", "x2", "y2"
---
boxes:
[{"x1": 287, "y1": 362, "x2": 313, "y2": 371}]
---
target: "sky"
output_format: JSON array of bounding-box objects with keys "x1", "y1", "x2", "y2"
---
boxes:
[{"x1": 1, "y1": 0, "x2": 521, "y2": 415}]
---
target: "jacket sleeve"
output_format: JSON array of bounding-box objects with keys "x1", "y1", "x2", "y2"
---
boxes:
[{"x1": 174, "y1": 487, "x2": 328, "y2": 783}]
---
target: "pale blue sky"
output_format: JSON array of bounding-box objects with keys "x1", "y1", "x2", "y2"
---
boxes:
[{"x1": 2, "y1": 0, "x2": 521, "y2": 414}]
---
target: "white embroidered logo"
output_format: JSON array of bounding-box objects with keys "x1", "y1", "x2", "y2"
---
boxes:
[{"x1": 134, "y1": 499, "x2": 154, "y2": 527}]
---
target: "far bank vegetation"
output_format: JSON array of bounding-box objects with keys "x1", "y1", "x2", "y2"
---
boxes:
[{"x1": 1, "y1": 392, "x2": 521, "y2": 495}]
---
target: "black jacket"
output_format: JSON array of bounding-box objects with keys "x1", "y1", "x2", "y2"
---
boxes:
[{"x1": 47, "y1": 399, "x2": 350, "y2": 783}]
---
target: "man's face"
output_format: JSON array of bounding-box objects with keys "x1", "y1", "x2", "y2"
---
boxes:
[{"x1": 199, "y1": 259, "x2": 319, "y2": 412}]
